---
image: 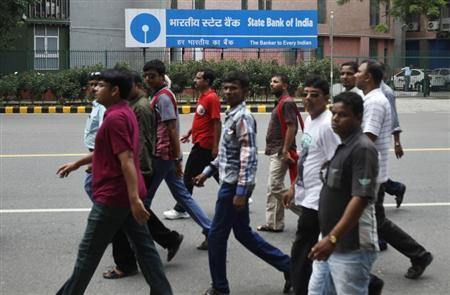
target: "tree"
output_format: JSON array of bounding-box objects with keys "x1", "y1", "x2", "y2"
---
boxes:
[
  {"x1": 0, "y1": 0, "x2": 38, "y2": 49},
  {"x1": 338, "y1": 0, "x2": 447, "y2": 21}
]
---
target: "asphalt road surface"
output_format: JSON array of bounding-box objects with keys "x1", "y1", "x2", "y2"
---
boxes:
[{"x1": 1, "y1": 98, "x2": 449, "y2": 294}]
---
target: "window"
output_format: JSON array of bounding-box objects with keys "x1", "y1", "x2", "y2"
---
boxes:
[
  {"x1": 242, "y1": 0, "x2": 248, "y2": 10},
  {"x1": 369, "y1": 39, "x2": 378, "y2": 58},
  {"x1": 34, "y1": 25, "x2": 59, "y2": 70},
  {"x1": 370, "y1": 0, "x2": 380, "y2": 26},
  {"x1": 411, "y1": 70, "x2": 421, "y2": 76},
  {"x1": 258, "y1": 0, "x2": 272, "y2": 10},
  {"x1": 318, "y1": 0, "x2": 326, "y2": 24},
  {"x1": 170, "y1": 0, "x2": 177, "y2": 9},
  {"x1": 194, "y1": 0, "x2": 205, "y2": 9}
]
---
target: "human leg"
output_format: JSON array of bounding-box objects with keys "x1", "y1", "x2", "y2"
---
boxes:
[
  {"x1": 384, "y1": 178, "x2": 406, "y2": 208},
  {"x1": 307, "y1": 260, "x2": 335, "y2": 295},
  {"x1": 110, "y1": 228, "x2": 137, "y2": 274},
  {"x1": 207, "y1": 184, "x2": 235, "y2": 294},
  {"x1": 122, "y1": 213, "x2": 173, "y2": 295},
  {"x1": 83, "y1": 172, "x2": 94, "y2": 202},
  {"x1": 57, "y1": 204, "x2": 128, "y2": 295},
  {"x1": 290, "y1": 207, "x2": 320, "y2": 295},
  {"x1": 262, "y1": 154, "x2": 288, "y2": 231}
]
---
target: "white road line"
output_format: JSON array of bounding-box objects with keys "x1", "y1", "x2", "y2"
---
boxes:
[
  {"x1": 1, "y1": 148, "x2": 450, "y2": 158},
  {"x1": 1, "y1": 202, "x2": 450, "y2": 214}
]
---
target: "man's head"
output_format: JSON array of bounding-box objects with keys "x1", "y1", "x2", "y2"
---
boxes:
[
  {"x1": 301, "y1": 76, "x2": 329, "y2": 119},
  {"x1": 94, "y1": 69, "x2": 132, "y2": 107},
  {"x1": 222, "y1": 71, "x2": 249, "y2": 107},
  {"x1": 143, "y1": 59, "x2": 166, "y2": 90},
  {"x1": 355, "y1": 60, "x2": 384, "y2": 92},
  {"x1": 340, "y1": 61, "x2": 358, "y2": 91},
  {"x1": 86, "y1": 71, "x2": 101, "y2": 98},
  {"x1": 194, "y1": 68, "x2": 215, "y2": 91},
  {"x1": 331, "y1": 92, "x2": 364, "y2": 139},
  {"x1": 270, "y1": 73, "x2": 289, "y2": 97},
  {"x1": 128, "y1": 71, "x2": 144, "y2": 99}
]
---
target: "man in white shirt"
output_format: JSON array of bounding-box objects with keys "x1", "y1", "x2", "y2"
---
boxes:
[
  {"x1": 284, "y1": 77, "x2": 340, "y2": 295},
  {"x1": 356, "y1": 60, "x2": 433, "y2": 280},
  {"x1": 340, "y1": 61, "x2": 364, "y2": 97}
]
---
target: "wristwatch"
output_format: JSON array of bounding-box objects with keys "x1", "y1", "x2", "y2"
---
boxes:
[{"x1": 328, "y1": 234, "x2": 338, "y2": 245}]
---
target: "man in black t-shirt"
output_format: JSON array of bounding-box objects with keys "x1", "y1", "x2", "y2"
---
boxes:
[{"x1": 307, "y1": 92, "x2": 379, "y2": 295}]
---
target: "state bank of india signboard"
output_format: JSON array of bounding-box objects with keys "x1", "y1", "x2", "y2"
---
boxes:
[{"x1": 125, "y1": 9, "x2": 317, "y2": 49}]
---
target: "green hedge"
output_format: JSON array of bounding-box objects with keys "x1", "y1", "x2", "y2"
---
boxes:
[{"x1": 0, "y1": 59, "x2": 339, "y2": 104}]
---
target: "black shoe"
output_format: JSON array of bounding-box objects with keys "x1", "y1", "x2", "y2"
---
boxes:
[
  {"x1": 283, "y1": 271, "x2": 292, "y2": 293},
  {"x1": 405, "y1": 252, "x2": 433, "y2": 279},
  {"x1": 395, "y1": 184, "x2": 406, "y2": 208},
  {"x1": 197, "y1": 237, "x2": 208, "y2": 250},
  {"x1": 378, "y1": 239, "x2": 388, "y2": 251},
  {"x1": 204, "y1": 287, "x2": 229, "y2": 295},
  {"x1": 167, "y1": 233, "x2": 184, "y2": 262},
  {"x1": 368, "y1": 274, "x2": 384, "y2": 295}
]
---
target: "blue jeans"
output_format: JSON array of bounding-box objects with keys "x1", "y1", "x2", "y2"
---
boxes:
[
  {"x1": 145, "y1": 158, "x2": 211, "y2": 235},
  {"x1": 208, "y1": 183, "x2": 291, "y2": 294},
  {"x1": 83, "y1": 172, "x2": 94, "y2": 202},
  {"x1": 56, "y1": 204, "x2": 172, "y2": 295},
  {"x1": 308, "y1": 250, "x2": 377, "y2": 295}
]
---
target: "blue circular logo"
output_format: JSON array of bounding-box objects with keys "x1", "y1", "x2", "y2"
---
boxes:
[{"x1": 130, "y1": 13, "x2": 161, "y2": 44}]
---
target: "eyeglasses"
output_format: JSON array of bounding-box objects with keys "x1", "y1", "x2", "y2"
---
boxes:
[{"x1": 299, "y1": 92, "x2": 320, "y2": 98}]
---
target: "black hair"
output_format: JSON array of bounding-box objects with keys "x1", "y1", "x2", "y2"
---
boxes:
[
  {"x1": 142, "y1": 59, "x2": 166, "y2": 76},
  {"x1": 130, "y1": 71, "x2": 143, "y2": 84},
  {"x1": 360, "y1": 60, "x2": 384, "y2": 86},
  {"x1": 223, "y1": 71, "x2": 249, "y2": 89},
  {"x1": 98, "y1": 69, "x2": 132, "y2": 99},
  {"x1": 340, "y1": 61, "x2": 358, "y2": 73},
  {"x1": 272, "y1": 73, "x2": 289, "y2": 85},
  {"x1": 198, "y1": 68, "x2": 215, "y2": 86},
  {"x1": 304, "y1": 76, "x2": 330, "y2": 96},
  {"x1": 333, "y1": 91, "x2": 364, "y2": 117}
]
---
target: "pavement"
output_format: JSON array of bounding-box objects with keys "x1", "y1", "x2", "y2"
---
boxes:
[{"x1": 0, "y1": 98, "x2": 449, "y2": 294}]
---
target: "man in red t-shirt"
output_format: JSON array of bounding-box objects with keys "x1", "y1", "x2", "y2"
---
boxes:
[
  {"x1": 56, "y1": 69, "x2": 172, "y2": 295},
  {"x1": 163, "y1": 69, "x2": 221, "y2": 222}
]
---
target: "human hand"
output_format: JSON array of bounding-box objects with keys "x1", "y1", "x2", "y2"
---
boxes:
[
  {"x1": 233, "y1": 196, "x2": 246, "y2": 211},
  {"x1": 175, "y1": 161, "x2": 183, "y2": 178},
  {"x1": 282, "y1": 151, "x2": 295, "y2": 164},
  {"x1": 308, "y1": 236, "x2": 336, "y2": 261},
  {"x1": 193, "y1": 173, "x2": 207, "y2": 187},
  {"x1": 56, "y1": 162, "x2": 79, "y2": 178},
  {"x1": 283, "y1": 186, "x2": 295, "y2": 208},
  {"x1": 395, "y1": 144, "x2": 404, "y2": 159},
  {"x1": 211, "y1": 146, "x2": 219, "y2": 158},
  {"x1": 130, "y1": 198, "x2": 150, "y2": 225},
  {"x1": 180, "y1": 133, "x2": 190, "y2": 143}
]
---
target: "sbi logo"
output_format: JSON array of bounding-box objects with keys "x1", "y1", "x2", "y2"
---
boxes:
[{"x1": 130, "y1": 13, "x2": 161, "y2": 44}]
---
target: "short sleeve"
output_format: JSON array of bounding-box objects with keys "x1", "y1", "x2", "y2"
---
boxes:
[
  {"x1": 108, "y1": 114, "x2": 133, "y2": 155},
  {"x1": 319, "y1": 125, "x2": 340, "y2": 160},
  {"x1": 351, "y1": 146, "x2": 378, "y2": 200},
  {"x1": 157, "y1": 94, "x2": 177, "y2": 122},
  {"x1": 282, "y1": 101, "x2": 298, "y2": 124},
  {"x1": 207, "y1": 93, "x2": 221, "y2": 120}
]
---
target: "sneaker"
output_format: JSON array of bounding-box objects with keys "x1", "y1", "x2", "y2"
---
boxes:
[
  {"x1": 283, "y1": 271, "x2": 292, "y2": 293},
  {"x1": 368, "y1": 274, "x2": 384, "y2": 295},
  {"x1": 204, "y1": 287, "x2": 229, "y2": 295},
  {"x1": 395, "y1": 184, "x2": 406, "y2": 208},
  {"x1": 405, "y1": 252, "x2": 433, "y2": 279},
  {"x1": 197, "y1": 238, "x2": 208, "y2": 250},
  {"x1": 378, "y1": 239, "x2": 388, "y2": 251},
  {"x1": 167, "y1": 233, "x2": 184, "y2": 262},
  {"x1": 248, "y1": 197, "x2": 253, "y2": 204},
  {"x1": 163, "y1": 209, "x2": 190, "y2": 220}
]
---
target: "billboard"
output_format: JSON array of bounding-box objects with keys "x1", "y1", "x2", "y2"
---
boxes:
[{"x1": 125, "y1": 9, "x2": 317, "y2": 48}]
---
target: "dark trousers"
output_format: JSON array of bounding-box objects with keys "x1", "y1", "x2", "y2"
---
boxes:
[
  {"x1": 208, "y1": 183, "x2": 290, "y2": 294},
  {"x1": 384, "y1": 178, "x2": 404, "y2": 196},
  {"x1": 57, "y1": 204, "x2": 172, "y2": 295},
  {"x1": 112, "y1": 174, "x2": 180, "y2": 272},
  {"x1": 376, "y1": 183, "x2": 428, "y2": 264},
  {"x1": 290, "y1": 207, "x2": 320, "y2": 295},
  {"x1": 174, "y1": 144, "x2": 219, "y2": 213}
]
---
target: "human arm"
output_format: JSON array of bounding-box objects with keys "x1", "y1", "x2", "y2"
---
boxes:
[
  {"x1": 118, "y1": 150, "x2": 150, "y2": 225},
  {"x1": 283, "y1": 182, "x2": 296, "y2": 208},
  {"x1": 281, "y1": 123, "x2": 296, "y2": 163},
  {"x1": 308, "y1": 196, "x2": 368, "y2": 261},
  {"x1": 211, "y1": 119, "x2": 221, "y2": 158},
  {"x1": 57, "y1": 153, "x2": 93, "y2": 178},
  {"x1": 165, "y1": 119, "x2": 183, "y2": 177},
  {"x1": 180, "y1": 128, "x2": 192, "y2": 143},
  {"x1": 393, "y1": 132, "x2": 403, "y2": 159}
]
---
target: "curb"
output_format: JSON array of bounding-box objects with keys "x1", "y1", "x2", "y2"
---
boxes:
[{"x1": 1, "y1": 105, "x2": 305, "y2": 114}]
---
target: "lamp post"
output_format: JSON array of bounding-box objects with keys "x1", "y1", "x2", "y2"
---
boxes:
[{"x1": 330, "y1": 10, "x2": 334, "y2": 100}]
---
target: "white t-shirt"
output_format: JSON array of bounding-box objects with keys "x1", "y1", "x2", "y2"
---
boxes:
[
  {"x1": 295, "y1": 110, "x2": 340, "y2": 210},
  {"x1": 362, "y1": 88, "x2": 392, "y2": 183}
]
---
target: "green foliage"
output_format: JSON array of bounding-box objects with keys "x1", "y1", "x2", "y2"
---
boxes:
[{"x1": 0, "y1": 0, "x2": 39, "y2": 49}]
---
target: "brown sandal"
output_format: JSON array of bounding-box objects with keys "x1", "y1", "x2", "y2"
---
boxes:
[{"x1": 103, "y1": 267, "x2": 138, "y2": 279}]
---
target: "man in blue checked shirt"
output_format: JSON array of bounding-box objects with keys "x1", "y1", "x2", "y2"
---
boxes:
[{"x1": 194, "y1": 71, "x2": 292, "y2": 295}]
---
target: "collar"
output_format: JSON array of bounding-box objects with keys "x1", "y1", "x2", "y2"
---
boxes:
[
  {"x1": 341, "y1": 127, "x2": 362, "y2": 146},
  {"x1": 225, "y1": 101, "x2": 246, "y2": 118},
  {"x1": 363, "y1": 88, "x2": 382, "y2": 101}
]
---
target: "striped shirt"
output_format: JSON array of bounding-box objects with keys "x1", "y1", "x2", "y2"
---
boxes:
[
  {"x1": 380, "y1": 81, "x2": 402, "y2": 133},
  {"x1": 362, "y1": 88, "x2": 392, "y2": 183},
  {"x1": 203, "y1": 102, "x2": 257, "y2": 197}
]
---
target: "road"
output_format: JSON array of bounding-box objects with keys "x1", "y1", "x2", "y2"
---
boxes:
[{"x1": 1, "y1": 98, "x2": 449, "y2": 294}]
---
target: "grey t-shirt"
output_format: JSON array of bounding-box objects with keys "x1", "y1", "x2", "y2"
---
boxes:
[{"x1": 319, "y1": 129, "x2": 379, "y2": 252}]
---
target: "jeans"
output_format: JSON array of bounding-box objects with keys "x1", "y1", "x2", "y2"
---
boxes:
[
  {"x1": 208, "y1": 183, "x2": 291, "y2": 294},
  {"x1": 290, "y1": 207, "x2": 320, "y2": 295},
  {"x1": 145, "y1": 157, "x2": 211, "y2": 235},
  {"x1": 83, "y1": 172, "x2": 94, "y2": 202},
  {"x1": 56, "y1": 204, "x2": 172, "y2": 295},
  {"x1": 376, "y1": 183, "x2": 428, "y2": 264},
  {"x1": 308, "y1": 250, "x2": 377, "y2": 295},
  {"x1": 174, "y1": 144, "x2": 219, "y2": 213}
]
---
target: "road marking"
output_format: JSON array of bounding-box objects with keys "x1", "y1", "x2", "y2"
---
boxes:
[
  {"x1": 1, "y1": 148, "x2": 450, "y2": 158},
  {"x1": 1, "y1": 202, "x2": 450, "y2": 214}
]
